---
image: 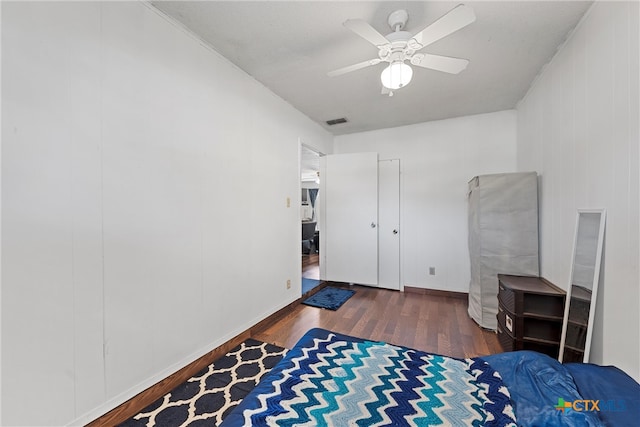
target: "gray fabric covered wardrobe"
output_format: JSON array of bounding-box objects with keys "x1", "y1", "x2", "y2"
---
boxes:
[{"x1": 467, "y1": 172, "x2": 540, "y2": 330}]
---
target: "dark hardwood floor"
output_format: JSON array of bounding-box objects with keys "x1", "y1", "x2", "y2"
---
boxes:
[
  {"x1": 253, "y1": 283, "x2": 502, "y2": 359},
  {"x1": 302, "y1": 252, "x2": 319, "y2": 280}
]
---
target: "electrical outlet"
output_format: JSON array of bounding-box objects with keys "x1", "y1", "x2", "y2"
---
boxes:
[
  {"x1": 286, "y1": 197, "x2": 291, "y2": 208},
  {"x1": 286, "y1": 279, "x2": 291, "y2": 289},
  {"x1": 429, "y1": 267, "x2": 436, "y2": 276}
]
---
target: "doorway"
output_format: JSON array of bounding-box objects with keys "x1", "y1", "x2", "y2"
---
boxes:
[{"x1": 300, "y1": 143, "x2": 323, "y2": 295}]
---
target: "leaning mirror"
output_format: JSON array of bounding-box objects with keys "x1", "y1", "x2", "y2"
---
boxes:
[{"x1": 559, "y1": 209, "x2": 606, "y2": 363}]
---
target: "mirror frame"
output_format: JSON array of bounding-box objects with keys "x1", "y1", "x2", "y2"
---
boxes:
[{"x1": 559, "y1": 209, "x2": 606, "y2": 363}]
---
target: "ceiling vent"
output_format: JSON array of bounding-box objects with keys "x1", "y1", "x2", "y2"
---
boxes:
[{"x1": 326, "y1": 117, "x2": 348, "y2": 126}]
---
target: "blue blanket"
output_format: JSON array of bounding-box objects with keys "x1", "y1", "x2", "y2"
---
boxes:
[
  {"x1": 482, "y1": 351, "x2": 604, "y2": 426},
  {"x1": 221, "y1": 329, "x2": 516, "y2": 426}
]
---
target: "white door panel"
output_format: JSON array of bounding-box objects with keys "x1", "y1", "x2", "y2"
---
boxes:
[
  {"x1": 323, "y1": 152, "x2": 378, "y2": 285},
  {"x1": 378, "y1": 159, "x2": 400, "y2": 290}
]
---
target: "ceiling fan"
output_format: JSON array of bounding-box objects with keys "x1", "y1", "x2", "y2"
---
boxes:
[{"x1": 328, "y1": 4, "x2": 476, "y2": 95}]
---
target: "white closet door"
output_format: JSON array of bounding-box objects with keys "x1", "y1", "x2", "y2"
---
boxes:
[
  {"x1": 323, "y1": 152, "x2": 378, "y2": 285},
  {"x1": 378, "y1": 159, "x2": 400, "y2": 290}
]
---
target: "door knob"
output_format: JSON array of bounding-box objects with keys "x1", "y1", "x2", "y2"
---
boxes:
[
  {"x1": 371, "y1": 222, "x2": 377, "y2": 228},
  {"x1": 393, "y1": 229, "x2": 398, "y2": 234}
]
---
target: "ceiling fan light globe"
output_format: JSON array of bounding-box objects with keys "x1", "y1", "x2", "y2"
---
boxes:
[{"x1": 381, "y1": 62, "x2": 413, "y2": 90}]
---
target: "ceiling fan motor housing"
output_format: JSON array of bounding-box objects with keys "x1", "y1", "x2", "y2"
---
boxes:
[
  {"x1": 380, "y1": 31, "x2": 414, "y2": 62},
  {"x1": 380, "y1": 10, "x2": 418, "y2": 62}
]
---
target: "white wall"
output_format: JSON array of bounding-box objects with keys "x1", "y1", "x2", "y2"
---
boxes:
[
  {"x1": 517, "y1": 1, "x2": 639, "y2": 380},
  {"x1": 1, "y1": 2, "x2": 332, "y2": 425},
  {"x1": 334, "y1": 110, "x2": 518, "y2": 293}
]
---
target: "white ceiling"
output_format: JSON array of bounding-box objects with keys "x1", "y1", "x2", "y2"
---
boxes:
[{"x1": 151, "y1": 1, "x2": 592, "y2": 136}]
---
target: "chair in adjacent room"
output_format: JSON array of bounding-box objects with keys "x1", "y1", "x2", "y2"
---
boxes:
[{"x1": 301, "y1": 221, "x2": 316, "y2": 255}]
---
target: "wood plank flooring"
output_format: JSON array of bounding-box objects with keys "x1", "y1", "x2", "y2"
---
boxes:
[
  {"x1": 302, "y1": 252, "x2": 319, "y2": 280},
  {"x1": 253, "y1": 283, "x2": 502, "y2": 359}
]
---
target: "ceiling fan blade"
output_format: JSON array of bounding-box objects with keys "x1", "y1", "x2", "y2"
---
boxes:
[
  {"x1": 413, "y1": 53, "x2": 469, "y2": 74},
  {"x1": 344, "y1": 19, "x2": 390, "y2": 47},
  {"x1": 328, "y1": 58, "x2": 381, "y2": 77},
  {"x1": 411, "y1": 4, "x2": 476, "y2": 49}
]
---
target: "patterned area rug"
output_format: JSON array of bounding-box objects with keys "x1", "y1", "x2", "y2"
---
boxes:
[
  {"x1": 302, "y1": 286, "x2": 355, "y2": 310},
  {"x1": 119, "y1": 339, "x2": 287, "y2": 427}
]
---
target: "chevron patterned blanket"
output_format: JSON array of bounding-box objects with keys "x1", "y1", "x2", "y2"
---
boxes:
[{"x1": 221, "y1": 328, "x2": 517, "y2": 426}]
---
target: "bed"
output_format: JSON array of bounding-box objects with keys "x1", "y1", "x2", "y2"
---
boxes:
[{"x1": 220, "y1": 328, "x2": 639, "y2": 426}]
